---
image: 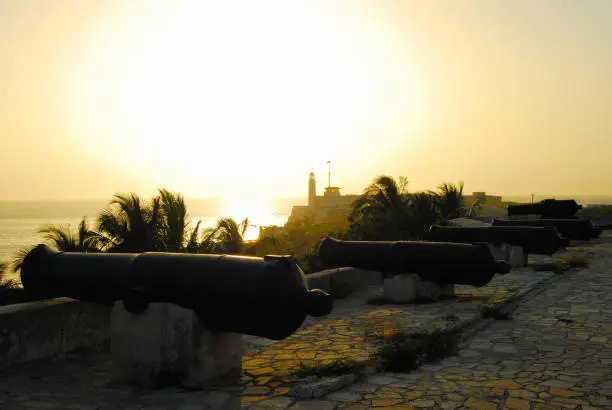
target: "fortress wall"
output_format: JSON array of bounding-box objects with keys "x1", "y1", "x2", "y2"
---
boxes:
[{"x1": 0, "y1": 298, "x2": 110, "y2": 370}]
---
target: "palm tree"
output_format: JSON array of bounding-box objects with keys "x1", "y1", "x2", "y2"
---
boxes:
[
  {"x1": 11, "y1": 217, "x2": 99, "y2": 273},
  {"x1": 435, "y1": 181, "x2": 466, "y2": 222},
  {"x1": 91, "y1": 193, "x2": 160, "y2": 252},
  {"x1": 210, "y1": 217, "x2": 252, "y2": 254},
  {"x1": 466, "y1": 198, "x2": 484, "y2": 217},
  {"x1": 158, "y1": 189, "x2": 187, "y2": 252},
  {"x1": 406, "y1": 192, "x2": 439, "y2": 239},
  {"x1": 0, "y1": 261, "x2": 19, "y2": 289},
  {"x1": 90, "y1": 188, "x2": 219, "y2": 254},
  {"x1": 39, "y1": 217, "x2": 99, "y2": 252},
  {"x1": 348, "y1": 175, "x2": 408, "y2": 240},
  {"x1": 0, "y1": 262, "x2": 7, "y2": 287}
]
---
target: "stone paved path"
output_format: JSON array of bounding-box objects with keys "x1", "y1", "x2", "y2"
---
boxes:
[
  {"x1": 294, "y1": 234, "x2": 612, "y2": 410},
  {"x1": 0, "y1": 234, "x2": 609, "y2": 409}
]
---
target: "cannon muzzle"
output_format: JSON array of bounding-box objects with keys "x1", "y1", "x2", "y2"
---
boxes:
[
  {"x1": 318, "y1": 237, "x2": 509, "y2": 287},
  {"x1": 21, "y1": 245, "x2": 333, "y2": 340}
]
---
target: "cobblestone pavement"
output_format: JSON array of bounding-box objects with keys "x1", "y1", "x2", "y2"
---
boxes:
[
  {"x1": 0, "y1": 235, "x2": 609, "y2": 409},
  {"x1": 297, "y1": 234, "x2": 612, "y2": 410}
]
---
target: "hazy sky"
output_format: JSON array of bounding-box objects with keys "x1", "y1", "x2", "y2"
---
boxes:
[{"x1": 1, "y1": 0, "x2": 611, "y2": 201}]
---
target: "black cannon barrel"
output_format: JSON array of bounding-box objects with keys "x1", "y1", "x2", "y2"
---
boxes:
[
  {"x1": 428, "y1": 225, "x2": 569, "y2": 255},
  {"x1": 318, "y1": 237, "x2": 510, "y2": 287},
  {"x1": 21, "y1": 245, "x2": 333, "y2": 340},
  {"x1": 508, "y1": 199, "x2": 582, "y2": 219},
  {"x1": 492, "y1": 218, "x2": 602, "y2": 240}
]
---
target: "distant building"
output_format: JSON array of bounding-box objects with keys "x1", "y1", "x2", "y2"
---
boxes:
[{"x1": 288, "y1": 172, "x2": 359, "y2": 223}]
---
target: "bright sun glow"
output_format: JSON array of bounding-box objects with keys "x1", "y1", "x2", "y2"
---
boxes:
[
  {"x1": 74, "y1": 1, "x2": 421, "y2": 196},
  {"x1": 220, "y1": 199, "x2": 283, "y2": 241}
]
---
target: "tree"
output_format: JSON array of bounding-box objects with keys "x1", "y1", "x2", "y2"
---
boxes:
[
  {"x1": 406, "y1": 192, "x2": 439, "y2": 239},
  {"x1": 348, "y1": 175, "x2": 409, "y2": 240},
  {"x1": 158, "y1": 188, "x2": 188, "y2": 252},
  {"x1": 91, "y1": 193, "x2": 160, "y2": 252},
  {"x1": 209, "y1": 217, "x2": 252, "y2": 255},
  {"x1": 11, "y1": 217, "x2": 99, "y2": 273},
  {"x1": 91, "y1": 189, "x2": 202, "y2": 253},
  {"x1": 398, "y1": 176, "x2": 409, "y2": 195},
  {"x1": 466, "y1": 198, "x2": 484, "y2": 217},
  {"x1": 435, "y1": 181, "x2": 466, "y2": 222}
]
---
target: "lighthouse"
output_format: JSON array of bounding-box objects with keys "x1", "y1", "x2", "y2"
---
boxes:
[{"x1": 308, "y1": 172, "x2": 316, "y2": 207}]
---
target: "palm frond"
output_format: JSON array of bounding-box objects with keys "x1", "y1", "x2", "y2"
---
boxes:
[
  {"x1": 97, "y1": 207, "x2": 127, "y2": 242},
  {"x1": 158, "y1": 188, "x2": 187, "y2": 252},
  {"x1": 10, "y1": 244, "x2": 38, "y2": 273},
  {"x1": 198, "y1": 227, "x2": 219, "y2": 254},
  {"x1": 84, "y1": 231, "x2": 117, "y2": 252},
  {"x1": 38, "y1": 224, "x2": 76, "y2": 251},
  {"x1": 213, "y1": 217, "x2": 245, "y2": 254},
  {"x1": 185, "y1": 220, "x2": 201, "y2": 253},
  {"x1": 436, "y1": 181, "x2": 466, "y2": 220}
]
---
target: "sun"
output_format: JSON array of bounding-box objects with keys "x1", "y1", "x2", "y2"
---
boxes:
[
  {"x1": 76, "y1": 2, "x2": 373, "y2": 177},
  {"x1": 73, "y1": 1, "x2": 422, "y2": 196},
  {"x1": 220, "y1": 198, "x2": 281, "y2": 241}
]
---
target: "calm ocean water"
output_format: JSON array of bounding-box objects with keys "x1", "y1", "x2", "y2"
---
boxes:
[{"x1": 0, "y1": 200, "x2": 289, "y2": 273}]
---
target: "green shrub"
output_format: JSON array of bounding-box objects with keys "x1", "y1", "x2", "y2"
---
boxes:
[
  {"x1": 533, "y1": 254, "x2": 589, "y2": 274},
  {"x1": 480, "y1": 305, "x2": 512, "y2": 320},
  {"x1": 565, "y1": 254, "x2": 589, "y2": 268},
  {"x1": 372, "y1": 328, "x2": 459, "y2": 373},
  {"x1": 294, "y1": 359, "x2": 366, "y2": 378}
]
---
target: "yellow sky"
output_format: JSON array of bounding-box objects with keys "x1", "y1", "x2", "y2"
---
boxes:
[{"x1": 1, "y1": 0, "x2": 611, "y2": 201}]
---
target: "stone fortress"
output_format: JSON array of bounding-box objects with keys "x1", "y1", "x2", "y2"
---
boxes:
[
  {"x1": 288, "y1": 171, "x2": 505, "y2": 223},
  {"x1": 288, "y1": 172, "x2": 360, "y2": 223}
]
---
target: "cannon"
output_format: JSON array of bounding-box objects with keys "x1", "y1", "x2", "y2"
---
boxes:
[
  {"x1": 428, "y1": 225, "x2": 569, "y2": 255},
  {"x1": 20, "y1": 245, "x2": 333, "y2": 340},
  {"x1": 318, "y1": 237, "x2": 510, "y2": 287},
  {"x1": 508, "y1": 199, "x2": 582, "y2": 219},
  {"x1": 492, "y1": 218, "x2": 602, "y2": 240}
]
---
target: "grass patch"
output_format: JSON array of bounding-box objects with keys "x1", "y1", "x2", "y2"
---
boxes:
[
  {"x1": 294, "y1": 359, "x2": 366, "y2": 378},
  {"x1": 480, "y1": 305, "x2": 512, "y2": 320},
  {"x1": 293, "y1": 327, "x2": 461, "y2": 378},
  {"x1": 533, "y1": 261, "x2": 569, "y2": 274},
  {"x1": 565, "y1": 254, "x2": 589, "y2": 268},
  {"x1": 372, "y1": 328, "x2": 459, "y2": 373},
  {"x1": 533, "y1": 254, "x2": 590, "y2": 274}
]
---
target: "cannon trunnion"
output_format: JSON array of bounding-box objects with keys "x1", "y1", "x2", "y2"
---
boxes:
[
  {"x1": 21, "y1": 245, "x2": 333, "y2": 340},
  {"x1": 492, "y1": 218, "x2": 602, "y2": 241},
  {"x1": 318, "y1": 237, "x2": 509, "y2": 288},
  {"x1": 508, "y1": 199, "x2": 582, "y2": 219},
  {"x1": 428, "y1": 225, "x2": 569, "y2": 255}
]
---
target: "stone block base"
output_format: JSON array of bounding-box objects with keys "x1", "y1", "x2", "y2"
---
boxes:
[
  {"x1": 488, "y1": 243, "x2": 527, "y2": 268},
  {"x1": 383, "y1": 274, "x2": 454, "y2": 303},
  {"x1": 111, "y1": 302, "x2": 242, "y2": 389},
  {"x1": 307, "y1": 267, "x2": 382, "y2": 299}
]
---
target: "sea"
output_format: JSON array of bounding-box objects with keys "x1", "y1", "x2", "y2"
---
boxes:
[{"x1": 0, "y1": 199, "x2": 291, "y2": 280}]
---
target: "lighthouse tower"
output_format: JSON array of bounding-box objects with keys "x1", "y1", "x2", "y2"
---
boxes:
[{"x1": 308, "y1": 172, "x2": 316, "y2": 207}]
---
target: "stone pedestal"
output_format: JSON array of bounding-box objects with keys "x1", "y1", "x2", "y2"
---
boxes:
[
  {"x1": 383, "y1": 274, "x2": 417, "y2": 303},
  {"x1": 383, "y1": 274, "x2": 454, "y2": 303},
  {"x1": 506, "y1": 244, "x2": 527, "y2": 267},
  {"x1": 111, "y1": 302, "x2": 242, "y2": 389},
  {"x1": 488, "y1": 243, "x2": 527, "y2": 268}
]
